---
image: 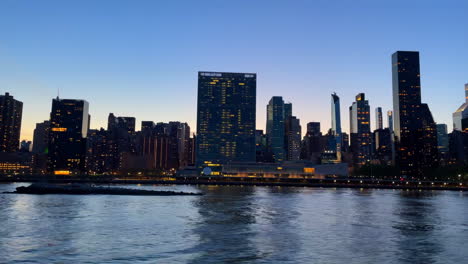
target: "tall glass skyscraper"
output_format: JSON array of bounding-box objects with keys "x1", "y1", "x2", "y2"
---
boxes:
[
  {"x1": 392, "y1": 51, "x2": 438, "y2": 176},
  {"x1": 266, "y1": 96, "x2": 285, "y2": 163},
  {"x1": 331, "y1": 93, "x2": 342, "y2": 161},
  {"x1": 387, "y1": 110, "x2": 393, "y2": 132},
  {"x1": 375, "y1": 107, "x2": 383, "y2": 130},
  {"x1": 48, "y1": 97, "x2": 89, "y2": 175},
  {"x1": 196, "y1": 72, "x2": 256, "y2": 167}
]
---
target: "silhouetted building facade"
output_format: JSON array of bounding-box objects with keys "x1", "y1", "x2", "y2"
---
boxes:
[
  {"x1": 349, "y1": 93, "x2": 372, "y2": 167},
  {"x1": 255, "y1": 129, "x2": 273, "y2": 163},
  {"x1": 301, "y1": 122, "x2": 324, "y2": 163},
  {"x1": 342, "y1": 132, "x2": 350, "y2": 153},
  {"x1": 137, "y1": 121, "x2": 191, "y2": 172},
  {"x1": 32, "y1": 121, "x2": 50, "y2": 154},
  {"x1": 374, "y1": 128, "x2": 392, "y2": 165},
  {"x1": 0, "y1": 92, "x2": 23, "y2": 152},
  {"x1": 48, "y1": 98, "x2": 89, "y2": 175},
  {"x1": 392, "y1": 51, "x2": 438, "y2": 176},
  {"x1": 449, "y1": 130, "x2": 468, "y2": 165},
  {"x1": 285, "y1": 115, "x2": 301, "y2": 161},
  {"x1": 20, "y1": 140, "x2": 31, "y2": 152},
  {"x1": 141, "y1": 121, "x2": 155, "y2": 132},
  {"x1": 107, "y1": 113, "x2": 137, "y2": 172},
  {"x1": 86, "y1": 128, "x2": 114, "y2": 174},
  {"x1": 196, "y1": 72, "x2": 256, "y2": 167},
  {"x1": 284, "y1": 103, "x2": 292, "y2": 120}
]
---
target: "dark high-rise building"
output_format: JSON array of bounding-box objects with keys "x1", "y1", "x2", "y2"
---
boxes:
[
  {"x1": 331, "y1": 93, "x2": 342, "y2": 161},
  {"x1": 20, "y1": 140, "x2": 31, "y2": 152},
  {"x1": 255, "y1": 129, "x2": 272, "y2": 162},
  {"x1": 0, "y1": 92, "x2": 23, "y2": 152},
  {"x1": 32, "y1": 120, "x2": 50, "y2": 154},
  {"x1": 139, "y1": 121, "x2": 190, "y2": 172},
  {"x1": 266, "y1": 96, "x2": 285, "y2": 162},
  {"x1": 452, "y1": 84, "x2": 468, "y2": 132},
  {"x1": 107, "y1": 113, "x2": 137, "y2": 171},
  {"x1": 349, "y1": 93, "x2": 372, "y2": 167},
  {"x1": 48, "y1": 98, "x2": 89, "y2": 175},
  {"x1": 301, "y1": 122, "x2": 324, "y2": 163},
  {"x1": 108, "y1": 113, "x2": 136, "y2": 133},
  {"x1": 141, "y1": 121, "x2": 155, "y2": 132},
  {"x1": 285, "y1": 116, "x2": 301, "y2": 161},
  {"x1": 392, "y1": 51, "x2": 438, "y2": 176},
  {"x1": 375, "y1": 107, "x2": 383, "y2": 130},
  {"x1": 187, "y1": 135, "x2": 196, "y2": 166},
  {"x1": 284, "y1": 103, "x2": 292, "y2": 119},
  {"x1": 196, "y1": 72, "x2": 256, "y2": 167},
  {"x1": 307, "y1": 122, "x2": 321, "y2": 136},
  {"x1": 374, "y1": 128, "x2": 392, "y2": 165},
  {"x1": 86, "y1": 128, "x2": 114, "y2": 174},
  {"x1": 342, "y1": 132, "x2": 350, "y2": 152},
  {"x1": 436, "y1": 124, "x2": 449, "y2": 154},
  {"x1": 167, "y1": 121, "x2": 190, "y2": 169},
  {"x1": 449, "y1": 130, "x2": 468, "y2": 165}
]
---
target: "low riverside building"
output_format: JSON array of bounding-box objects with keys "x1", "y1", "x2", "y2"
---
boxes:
[
  {"x1": 177, "y1": 161, "x2": 348, "y2": 178},
  {"x1": 0, "y1": 152, "x2": 34, "y2": 175}
]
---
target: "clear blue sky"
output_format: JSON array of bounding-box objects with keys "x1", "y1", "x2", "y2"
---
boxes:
[{"x1": 0, "y1": 0, "x2": 467, "y2": 140}]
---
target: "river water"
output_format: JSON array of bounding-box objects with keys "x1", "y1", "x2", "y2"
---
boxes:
[{"x1": 0, "y1": 183, "x2": 467, "y2": 263}]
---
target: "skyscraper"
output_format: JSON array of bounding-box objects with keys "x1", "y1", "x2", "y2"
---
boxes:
[
  {"x1": 86, "y1": 128, "x2": 113, "y2": 174},
  {"x1": 141, "y1": 121, "x2": 155, "y2": 132},
  {"x1": 107, "y1": 113, "x2": 137, "y2": 171},
  {"x1": 307, "y1": 122, "x2": 321, "y2": 136},
  {"x1": 374, "y1": 128, "x2": 392, "y2": 165},
  {"x1": 48, "y1": 98, "x2": 89, "y2": 175},
  {"x1": 108, "y1": 113, "x2": 136, "y2": 133},
  {"x1": 32, "y1": 120, "x2": 50, "y2": 154},
  {"x1": 196, "y1": 72, "x2": 256, "y2": 167},
  {"x1": 331, "y1": 93, "x2": 342, "y2": 161},
  {"x1": 284, "y1": 103, "x2": 292, "y2": 119},
  {"x1": 375, "y1": 107, "x2": 383, "y2": 130},
  {"x1": 255, "y1": 129, "x2": 271, "y2": 163},
  {"x1": 349, "y1": 93, "x2": 372, "y2": 167},
  {"x1": 452, "y1": 83, "x2": 468, "y2": 132},
  {"x1": 285, "y1": 115, "x2": 301, "y2": 161},
  {"x1": 387, "y1": 110, "x2": 393, "y2": 132},
  {"x1": 436, "y1": 124, "x2": 449, "y2": 154},
  {"x1": 266, "y1": 96, "x2": 285, "y2": 162},
  {"x1": 301, "y1": 122, "x2": 323, "y2": 162},
  {"x1": 392, "y1": 51, "x2": 438, "y2": 176},
  {"x1": 0, "y1": 92, "x2": 23, "y2": 152}
]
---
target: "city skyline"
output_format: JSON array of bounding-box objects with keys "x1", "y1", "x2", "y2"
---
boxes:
[{"x1": 1, "y1": 1, "x2": 467, "y2": 141}]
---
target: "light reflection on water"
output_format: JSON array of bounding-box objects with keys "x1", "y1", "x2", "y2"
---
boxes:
[{"x1": 0, "y1": 183, "x2": 466, "y2": 263}]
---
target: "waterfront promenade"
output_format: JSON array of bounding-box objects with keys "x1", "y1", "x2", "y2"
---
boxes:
[{"x1": 1, "y1": 175, "x2": 466, "y2": 191}]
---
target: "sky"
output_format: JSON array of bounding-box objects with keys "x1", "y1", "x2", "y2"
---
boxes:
[{"x1": 0, "y1": 0, "x2": 467, "y2": 141}]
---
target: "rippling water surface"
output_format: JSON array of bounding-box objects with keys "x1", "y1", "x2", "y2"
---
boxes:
[{"x1": 0, "y1": 183, "x2": 467, "y2": 263}]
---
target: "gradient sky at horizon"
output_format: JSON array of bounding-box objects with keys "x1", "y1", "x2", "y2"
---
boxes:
[{"x1": 1, "y1": 0, "x2": 467, "y2": 141}]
